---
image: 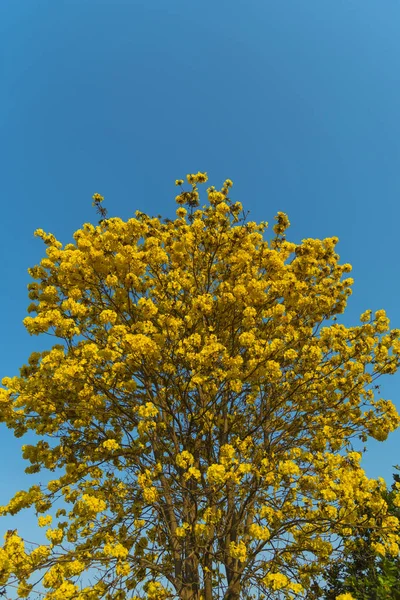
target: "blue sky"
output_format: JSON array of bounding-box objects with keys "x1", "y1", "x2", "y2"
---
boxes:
[{"x1": 1, "y1": 0, "x2": 400, "y2": 591}]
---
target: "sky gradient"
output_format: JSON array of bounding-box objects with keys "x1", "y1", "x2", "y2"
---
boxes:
[{"x1": 1, "y1": 0, "x2": 400, "y2": 593}]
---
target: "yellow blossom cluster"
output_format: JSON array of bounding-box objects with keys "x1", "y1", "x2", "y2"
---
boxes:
[
  {"x1": 228, "y1": 540, "x2": 247, "y2": 563},
  {"x1": 103, "y1": 541, "x2": 129, "y2": 559}
]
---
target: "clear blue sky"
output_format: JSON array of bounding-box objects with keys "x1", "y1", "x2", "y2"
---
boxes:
[{"x1": 1, "y1": 0, "x2": 400, "y2": 586}]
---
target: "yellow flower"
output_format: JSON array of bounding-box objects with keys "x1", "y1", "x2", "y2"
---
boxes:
[
  {"x1": 175, "y1": 523, "x2": 190, "y2": 538},
  {"x1": 103, "y1": 542, "x2": 129, "y2": 559},
  {"x1": 249, "y1": 523, "x2": 270, "y2": 541},
  {"x1": 143, "y1": 487, "x2": 158, "y2": 503},
  {"x1": 137, "y1": 402, "x2": 159, "y2": 418},
  {"x1": 116, "y1": 561, "x2": 131, "y2": 576},
  {"x1": 371, "y1": 541, "x2": 386, "y2": 556},
  {"x1": 80, "y1": 494, "x2": 107, "y2": 514},
  {"x1": 45, "y1": 528, "x2": 64, "y2": 544},
  {"x1": 228, "y1": 540, "x2": 247, "y2": 562},
  {"x1": 278, "y1": 460, "x2": 300, "y2": 476},
  {"x1": 99, "y1": 309, "x2": 118, "y2": 325},
  {"x1": 38, "y1": 515, "x2": 52, "y2": 527},
  {"x1": 144, "y1": 581, "x2": 170, "y2": 600},
  {"x1": 186, "y1": 172, "x2": 208, "y2": 184},
  {"x1": 176, "y1": 450, "x2": 195, "y2": 469},
  {"x1": 206, "y1": 464, "x2": 227, "y2": 485},
  {"x1": 176, "y1": 207, "x2": 187, "y2": 218},
  {"x1": 184, "y1": 467, "x2": 201, "y2": 481},
  {"x1": 263, "y1": 572, "x2": 289, "y2": 590},
  {"x1": 92, "y1": 192, "x2": 104, "y2": 206},
  {"x1": 102, "y1": 439, "x2": 120, "y2": 451}
]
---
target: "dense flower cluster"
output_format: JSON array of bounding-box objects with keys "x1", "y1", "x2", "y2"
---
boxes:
[{"x1": 0, "y1": 172, "x2": 399, "y2": 599}]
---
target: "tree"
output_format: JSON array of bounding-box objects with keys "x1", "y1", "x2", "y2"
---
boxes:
[
  {"x1": 0, "y1": 172, "x2": 400, "y2": 600},
  {"x1": 318, "y1": 467, "x2": 400, "y2": 600}
]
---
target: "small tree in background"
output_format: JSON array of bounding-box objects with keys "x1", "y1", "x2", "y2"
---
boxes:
[{"x1": 0, "y1": 172, "x2": 400, "y2": 600}]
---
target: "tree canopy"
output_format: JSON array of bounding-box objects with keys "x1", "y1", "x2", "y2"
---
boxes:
[{"x1": 0, "y1": 173, "x2": 400, "y2": 600}]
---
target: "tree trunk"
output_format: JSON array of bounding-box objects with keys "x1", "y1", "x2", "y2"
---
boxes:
[{"x1": 224, "y1": 578, "x2": 241, "y2": 600}]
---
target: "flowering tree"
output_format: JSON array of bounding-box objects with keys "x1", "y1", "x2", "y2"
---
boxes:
[
  {"x1": 318, "y1": 467, "x2": 400, "y2": 600},
  {"x1": 0, "y1": 172, "x2": 400, "y2": 600}
]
